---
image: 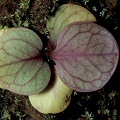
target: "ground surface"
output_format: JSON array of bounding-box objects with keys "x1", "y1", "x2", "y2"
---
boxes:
[{"x1": 0, "y1": 0, "x2": 120, "y2": 120}]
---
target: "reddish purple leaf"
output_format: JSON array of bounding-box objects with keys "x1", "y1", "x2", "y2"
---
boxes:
[{"x1": 50, "y1": 22, "x2": 119, "y2": 92}]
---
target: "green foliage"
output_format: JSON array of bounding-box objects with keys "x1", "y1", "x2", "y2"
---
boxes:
[
  {"x1": 0, "y1": 28, "x2": 51, "y2": 95},
  {"x1": 19, "y1": 0, "x2": 30, "y2": 10}
]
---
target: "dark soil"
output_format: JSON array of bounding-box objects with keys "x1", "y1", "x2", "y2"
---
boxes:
[{"x1": 0, "y1": 0, "x2": 120, "y2": 120}]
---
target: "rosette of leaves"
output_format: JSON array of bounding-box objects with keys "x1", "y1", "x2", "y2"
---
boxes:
[{"x1": 0, "y1": 4, "x2": 119, "y2": 96}]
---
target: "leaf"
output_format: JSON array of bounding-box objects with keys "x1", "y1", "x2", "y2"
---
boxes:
[
  {"x1": 47, "y1": 4, "x2": 96, "y2": 46},
  {"x1": 29, "y1": 73, "x2": 73, "y2": 114},
  {"x1": 50, "y1": 22, "x2": 119, "y2": 92},
  {"x1": 0, "y1": 28, "x2": 51, "y2": 95}
]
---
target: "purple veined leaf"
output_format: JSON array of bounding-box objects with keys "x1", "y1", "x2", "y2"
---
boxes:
[
  {"x1": 50, "y1": 22, "x2": 119, "y2": 92},
  {"x1": 0, "y1": 28, "x2": 51, "y2": 95}
]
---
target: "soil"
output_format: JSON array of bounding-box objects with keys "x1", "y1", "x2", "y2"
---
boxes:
[{"x1": 0, "y1": 0, "x2": 120, "y2": 120}]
